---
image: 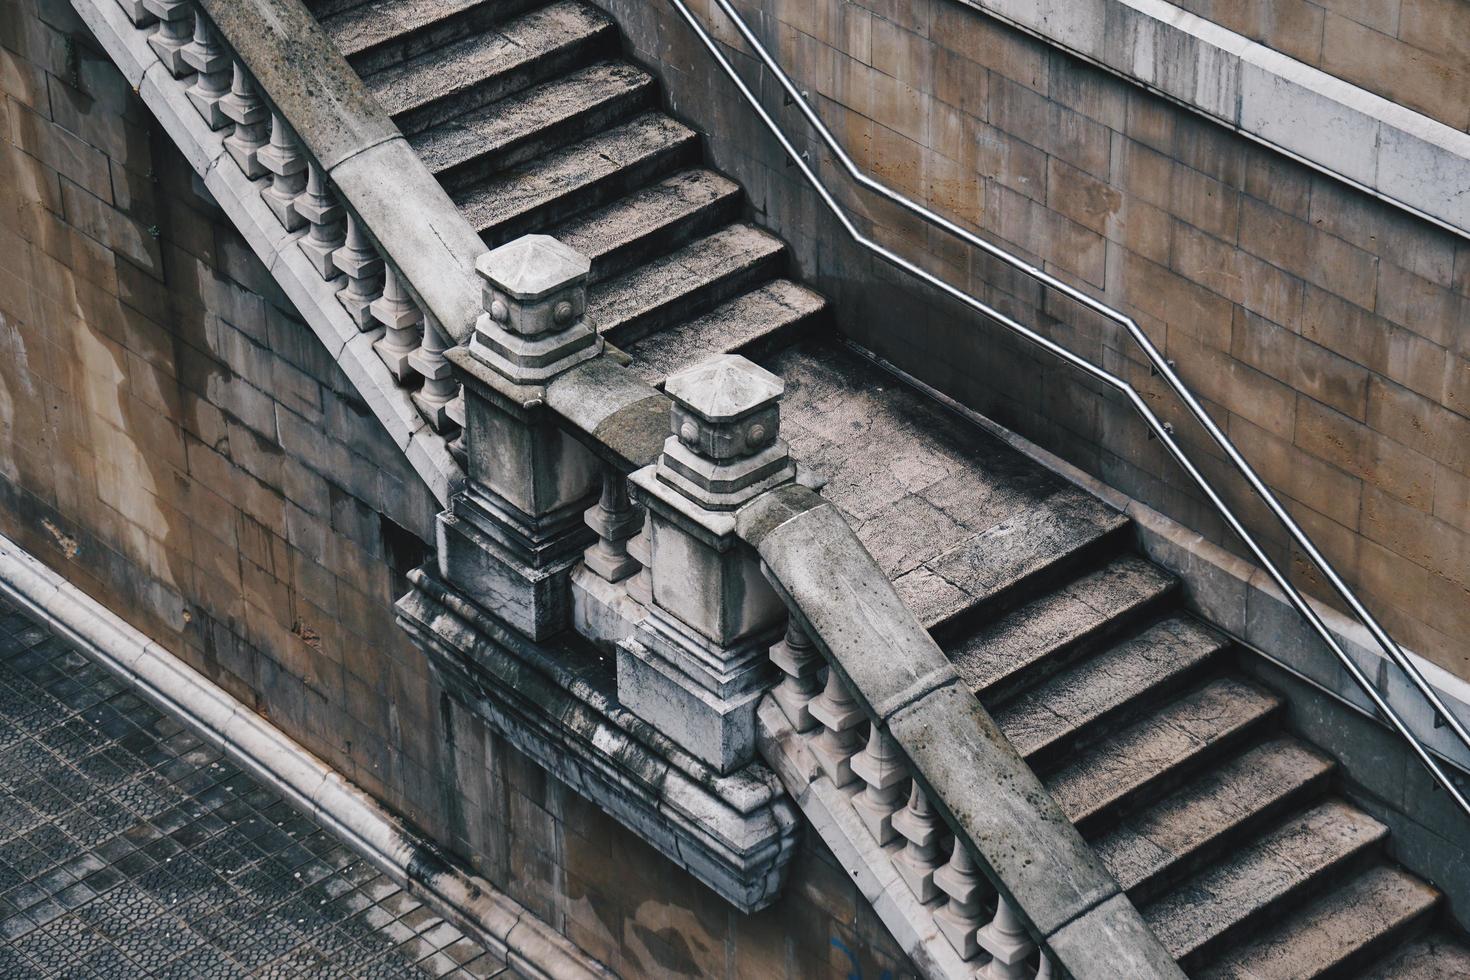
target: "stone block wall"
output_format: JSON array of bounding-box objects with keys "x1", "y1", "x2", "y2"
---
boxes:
[
  {"x1": 0, "y1": 2, "x2": 914, "y2": 974},
  {"x1": 597, "y1": 0, "x2": 1470, "y2": 680},
  {"x1": 1167, "y1": 0, "x2": 1470, "y2": 133}
]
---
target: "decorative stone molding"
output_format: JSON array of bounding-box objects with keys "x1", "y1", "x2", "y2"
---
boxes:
[
  {"x1": 620, "y1": 356, "x2": 793, "y2": 774},
  {"x1": 396, "y1": 567, "x2": 800, "y2": 914},
  {"x1": 437, "y1": 237, "x2": 604, "y2": 642}
]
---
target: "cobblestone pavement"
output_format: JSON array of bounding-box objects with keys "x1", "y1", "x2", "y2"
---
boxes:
[{"x1": 0, "y1": 598, "x2": 508, "y2": 978}]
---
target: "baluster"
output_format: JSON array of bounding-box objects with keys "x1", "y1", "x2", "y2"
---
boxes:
[
  {"x1": 933, "y1": 838, "x2": 985, "y2": 960},
  {"x1": 409, "y1": 317, "x2": 459, "y2": 432},
  {"x1": 116, "y1": 0, "x2": 156, "y2": 28},
  {"x1": 181, "y1": 11, "x2": 230, "y2": 128},
  {"x1": 850, "y1": 726, "x2": 908, "y2": 845},
  {"x1": 221, "y1": 63, "x2": 269, "y2": 178},
  {"x1": 769, "y1": 620, "x2": 822, "y2": 732},
  {"x1": 142, "y1": 0, "x2": 194, "y2": 77},
  {"x1": 979, "y1": 896, "x2": 1037, "y2": 980},
  {"x1": 892, "y1": 783, "x2": 943, "y2": 902},
  {"x1": 296, "y1": 161, "x2": 345, "y2": 280},
  {"x1": 370, "y1": 266, "x2": 422, "y2": 383},
  {"x1": 1035, "y1": 955, "x2": 1053, "y2": 980},
  {"x1": 583, "y1": 471, "x2": 643, "y2": 582},
  {"x1": 332, "y1": 213, "x2": 384, "y2": 327},
  {"x1": 446, "y1": 391, "x2": 467, "y2": 465},
  {"x1": 808, "y1": 668, "x2": 866, "y2": 787},
  {"x1": 258, "y1": 111, "x2": 307, "y2": 231},
  {"x1": 625, "y1": 517, "x2": 652, "y2": 604}
]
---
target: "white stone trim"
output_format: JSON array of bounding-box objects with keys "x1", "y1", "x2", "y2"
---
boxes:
[
  {"x1": 0, "y1": 531, "x2": 613, "y2": 980},
  {"x1": 856, "y1": 341, "x2": 1470, "y2": 776},
  {"x1": 71, "y1": 0, "x2": 462, "y2": 505},
  {"x1": 957, "y1": 0, "x2": 1470, "y2": 238}
]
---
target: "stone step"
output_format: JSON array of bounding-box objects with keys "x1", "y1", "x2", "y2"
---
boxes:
[
  {"x1": 455, "y1": 112, "x2": 700, "y2": 246},
  {"x1": 765, "y1": 342, "x2": 1131, "y2": 630},
  {"x1": 555, "y1": 169, "x2": 744, "y2": 284},
  {"x1": 1092, "y1": 737, "x2": 1336, "y2": 905},
  {"x1": 1199, "y1": 865, "x2": 1440, "y2": 979},
  {"x1": 411, "y1": 61, "x2": 656, "y2": 192},
  {"x1": 1363, "y1": 933, "x2": 1470, "y2": 978},
  {"x1": 995, "y1": 615, "x2": 1230, "y2": 766},
  {"x1": 916, "y1": 495, "x2": 1132, "y2": 638},
  {"x1": 1142, "y1": 799, "x2": 1389, "y2": 969},
  {"x1": 1046, "y1": 676, "x2": 1281, "y2": 833},
  {"x1": 623, "y1": 279, "x2": 829, "y2": 385},
  {"x1": 589, "y1": 224, "x2": 788, "y2": 347},
  {"x1": 947, "y1": 553, "x2": 1177, "y2": 704},
  {"x1": 364, "y1": 1, "x2": 617, "y2": 135},
  {"x1": 322, "y1": 0, "x2": 541, "y2": 76}
]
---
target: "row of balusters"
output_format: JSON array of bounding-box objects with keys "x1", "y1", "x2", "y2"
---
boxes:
[
  {"x1": 119, "y1": 0, "x2": 463, "y2": 443},
  {"x1": 773, "y1": 621, "x2": 1056, "y2": 980}
]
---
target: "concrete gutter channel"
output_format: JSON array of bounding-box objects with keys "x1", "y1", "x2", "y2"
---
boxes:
[{"x1": 70, "y1": 0, "x2": 1190, "y2": 975}]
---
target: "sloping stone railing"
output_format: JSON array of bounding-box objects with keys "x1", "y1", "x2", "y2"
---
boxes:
[
  {"x1": 75, "y1": 0, "x2": 478, "y2": 504},
  {"x1": 75, "y1": 0, "x2": 1186, "y2": 972}
]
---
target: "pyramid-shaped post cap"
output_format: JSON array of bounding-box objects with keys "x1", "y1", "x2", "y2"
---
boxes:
[
  {"x1": 666, "y1": 355, "x2": 784, "y2": 424},
  {"x1": 476, "y1": 234, "x2": 591, "y2": 301},
  {"x1": 664, "y1": 355, "x2": 786, "y2": 464}
]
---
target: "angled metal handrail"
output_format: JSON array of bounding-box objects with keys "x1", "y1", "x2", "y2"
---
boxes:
[{"x1": 669, "y1": 0, "x2": 1470, "y2": 819}]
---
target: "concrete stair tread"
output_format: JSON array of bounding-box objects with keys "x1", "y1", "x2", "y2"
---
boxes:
[
  {"x1": 624, "y1": 279, "x2": 828, "y2": 384},
  {"x1": 409, "y1": 61, "x2": 654, "y2": 184},
  {"x1": 1141, "y1": 799, "x2": 1389, "y2": 964},
  {"x1": 1199, "y1": 865, "x2": 1439, "y2": 979},
  {"x1": 321, "y1": 0, "x2": 497, "y2": 60},
  {"x1": 364, "y1": 1, "x2": 613, "y2": 123},
  {"x1": 1046, "y1": 676, "x2": 1280, "y2": 828},
  {"x1": 588, "y1": 223, "x2": 787, "y2": 346},
  {"x1": 454, "y1": 112, "x2": 698, "y2": 241},
  {"x1": 994, "y1": 615, "x2": 1231, "y2": 760},
  {"x1": 555, "y1": 169, "x2": 743, "y2": 282},
  {"x1": 1093, "y1": 737, "x2": 1336, "y2": 899},
  {"x1": 764, "y1": 342, "x2": 1128, "y2": 630},
  {"x1": 1364, "y1": 933, "x2": 1470, "y2": 979},
  {"x1": 949, "y1": 553, "x2": 1176, "y2": 699}
]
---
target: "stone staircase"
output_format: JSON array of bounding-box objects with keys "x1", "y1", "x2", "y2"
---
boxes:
[{"x1": 302, "y1": 0, "x2": 1470, "y2": 974}]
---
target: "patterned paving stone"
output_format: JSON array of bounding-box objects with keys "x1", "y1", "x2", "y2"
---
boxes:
[{"x1": 0, "y1": 598, "x2": 508, "y2": 979}]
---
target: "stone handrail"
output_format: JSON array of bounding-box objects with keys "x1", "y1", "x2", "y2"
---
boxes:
[{"x1": 744, "y1": 486, "x2": 1183, "y2": 979}]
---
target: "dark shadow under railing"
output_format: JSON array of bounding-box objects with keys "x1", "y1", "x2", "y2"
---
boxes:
[{"x1": 668, "y1": 0, "x2": 1470, "y2": 820}]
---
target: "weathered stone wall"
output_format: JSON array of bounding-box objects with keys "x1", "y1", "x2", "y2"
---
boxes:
[
  {"x1": 0, "y1": 2, "x2": 913, "y2": 974},
  {"x1": 1167, "y1": 0, "x2": 1470, "y2": 133},
  {"x1": 599, "y1": 0, "x2": 1470, "y2": 680}
]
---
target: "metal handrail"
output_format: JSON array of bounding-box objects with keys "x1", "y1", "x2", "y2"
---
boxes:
[{"x1": 670, "y1": 0, "x2": 1470, "y2": 819}]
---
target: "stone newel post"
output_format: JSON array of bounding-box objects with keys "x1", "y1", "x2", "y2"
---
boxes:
[
  {"x1": 437, "y1": 236, "x2": 603, "y2": 640},
  {"x1": 620, "y1": 355, "x2": 795, "y2": 773}
]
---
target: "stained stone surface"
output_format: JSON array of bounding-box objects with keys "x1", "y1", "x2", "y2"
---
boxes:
[
  {"x1": 764, "y1": 341, "x2": 1128, "y2": 629},
  {"x1": 0, "y1": 600, "x2": 505, "y2": 979}
]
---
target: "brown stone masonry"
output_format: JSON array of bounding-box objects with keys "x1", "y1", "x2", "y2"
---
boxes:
[{"x1": 593, "y1": 0, "x2": 1470, "y2": 681}]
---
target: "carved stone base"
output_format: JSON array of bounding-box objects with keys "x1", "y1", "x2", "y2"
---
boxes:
[
  {"x1": 436, "y1": 488, "x2": 592, "y2": 641},
  {"x1": 397, "y1": 568, "x2": 799, "y2": 913}
]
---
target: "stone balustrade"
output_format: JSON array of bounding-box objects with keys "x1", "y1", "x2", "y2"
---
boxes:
[
  {"x1": 87, "y1": 0, "x2": 1188, "y2": 963},
  {"x1": 101, "y1": 0, "x2": 469, "y2": 472}
]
